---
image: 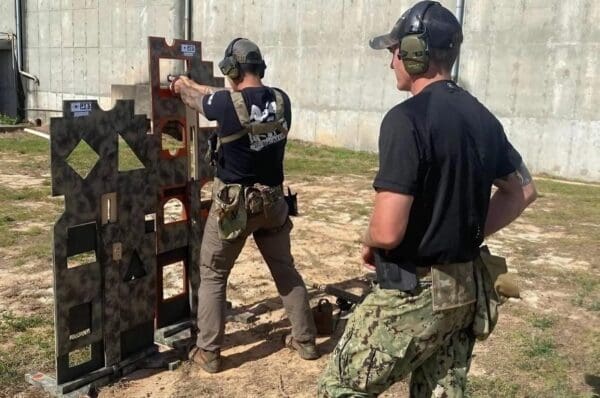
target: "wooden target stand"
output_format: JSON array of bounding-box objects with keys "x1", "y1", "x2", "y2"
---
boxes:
[{"x1": 26, "y1": 37, "x2": 225, "y2": 397}]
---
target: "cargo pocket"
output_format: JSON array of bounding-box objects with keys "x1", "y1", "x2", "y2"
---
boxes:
[
  {"x1": 366, "y1": 321, "x2": 414, "y2": 392},
  {"x1": 336, "y1": 320, "x2": 414, "y2": 394}
]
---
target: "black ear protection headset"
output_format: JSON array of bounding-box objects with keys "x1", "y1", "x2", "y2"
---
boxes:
[
  {"x1": 218, "y1": 37, "x2": 266, "y2": 80},
  {"x1": 398, "y1": 1, "x2": 438, "y2": 75}
]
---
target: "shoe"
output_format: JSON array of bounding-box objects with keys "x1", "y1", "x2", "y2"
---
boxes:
[
  {"x1": 188, "y1": 346, "x2": 221, "y2": 373},
  {"x1": 284, "y1": 335, "x2": 320, "y2": 360}
]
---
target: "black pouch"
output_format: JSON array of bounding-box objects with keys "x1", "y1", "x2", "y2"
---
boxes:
[
  {"x1": 374, "y1": 249, "x2": 418, "y2": 292},
  {"x1": 284, "y1": 186, "x2": 298, "y2": 216}
]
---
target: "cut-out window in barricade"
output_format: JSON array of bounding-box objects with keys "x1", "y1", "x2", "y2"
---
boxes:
[
  {"x1": 65, "y1": 139, "x2": 100, "y2": 179},
  {"x1": 124, "y1": 250, "x2": 147, "y2": 282},
  {"x1": 118, "y1": 134, "x2": 145, "y2": 171}
]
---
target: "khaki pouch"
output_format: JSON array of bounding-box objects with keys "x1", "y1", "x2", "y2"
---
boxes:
[
  {"x1": 471, "y1": 249, "x2": 519, "y2": 340},
  {"x1": 214, "y1": 183, "x2": 247, "y2": 241},
  {"x1": 431, "y1": 261, "x2": 477, "y2": 312},
  {"x1": 480, "y1": 251, "x2": 520, "y2": 299}
]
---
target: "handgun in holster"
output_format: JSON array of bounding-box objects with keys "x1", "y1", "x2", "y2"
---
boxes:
[
  {"x1": 205, "y1": 131, "x2": 218, "y2": 167},
  {"x1": 374, "y1": 249, "x2": 418, "y2": 292}
]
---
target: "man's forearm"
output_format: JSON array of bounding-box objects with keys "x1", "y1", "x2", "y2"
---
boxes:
[
  {"x1": 175, "y1": 77, "x2": 228, "y2": 114},
  {"x1": 362, "y1": 228, "x2": 377, "y2": 248},
  {"x1": 178, "y1": 85, "x2": 218, "y2": 113},
  {"x1": 484, "y1": 189, "x2": 525, "y2": 237},
  {"x1": 484, "y1": 162, "x2": 537, "y2": 237}
]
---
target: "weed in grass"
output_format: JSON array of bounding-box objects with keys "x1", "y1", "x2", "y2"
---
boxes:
[
  {"x1": 0, "y1": 312, "x2": 46, "y2": 332},
  {"x1": 525, "y1": 335, "x2": 556, "y2": 358},
  {"x1": 0, "y1": 113, "x2": 18, "y2": 125},
  {"x1": 530, "y1": 314, "x2": 555, "y2": 330},
  {"x1": 571, "y1": 273, "x2": 600, "y2": 312}
]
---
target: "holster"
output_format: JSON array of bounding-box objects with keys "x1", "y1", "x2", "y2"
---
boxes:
[
  {"x1": 284, "y1": 186, "x2": 298, "y2": 216},
  {"x1": 374, "y1": 250, "x2": 418, "y2": 292}
]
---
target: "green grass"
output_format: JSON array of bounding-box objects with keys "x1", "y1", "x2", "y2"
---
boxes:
[
  {"x1": 1, "y1": 133, "x2": 599, "y2": 397},
  {"x1": 571, "y1": 273, "x2": 600, "y2": 311},
  {"x1": 0, "y1": 311, "x2": 54, "y2": 395},
  {"x1": 524, "y1": 335, "x2": 556, "y2": 358},
  {"x1": 0, "y1": 113, "x2": 19, "y2": 125},
  {"x1": 466, "y1": 376, "x2": 521, "y2": 398},
  {"x1": 510, "y1": 327, "x2": 577, "y2": 396},
  {"x1": 0, "y1": 133, "x2": 49, "y2": 155},
  {"x1": 530, "y1": 314, "x2": 555, "y2": 330},
  {"x1": 524, "y1": 180, "x2": 600, "y2": 250},
  {"x1": 0, "y1": 312, "x2": 47, "y2": 332},
  {"x1": 285, "y1": 140, "x2": 377, "y2": 178}
]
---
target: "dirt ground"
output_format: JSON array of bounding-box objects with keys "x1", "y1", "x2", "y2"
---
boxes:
[{"x1": 0, "y1": 133, "x2": 599, "y2": 398}]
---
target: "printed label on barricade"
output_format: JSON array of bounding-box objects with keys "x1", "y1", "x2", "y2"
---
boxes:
[
  {"x1": 181, "y1": 44, "x2": 196, "y2": 57},
  {"x1": 70, "y1": 102, "x2": 93, "y2": 117}
]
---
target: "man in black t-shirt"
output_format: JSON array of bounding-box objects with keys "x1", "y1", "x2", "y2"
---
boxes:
[
  {"x1": 173, "y1": 38, "x2": 318, "y2": 374},
  {"x1": 319, "y1": 2, "x2": 537, "y2": 397}
]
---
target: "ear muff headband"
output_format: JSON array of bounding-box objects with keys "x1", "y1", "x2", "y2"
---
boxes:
[
  {"x1": 400, "y1": 1, "x2": 437, "y2": 75},
  {"x1": 219, "y1": 37, "x2": 245, "y2": 79}
]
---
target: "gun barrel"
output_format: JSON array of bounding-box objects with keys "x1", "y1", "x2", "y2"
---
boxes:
[{"x1": 308, "y1": 282, "x2": 363, "y2": 304}]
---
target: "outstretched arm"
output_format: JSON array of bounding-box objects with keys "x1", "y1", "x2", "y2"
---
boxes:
[
  {"x1": 484, "y1": 161, "x2": 537, "y2": 237},
  {"x1": 172, "y1": 76, "x2": 230, "y2": 114}
]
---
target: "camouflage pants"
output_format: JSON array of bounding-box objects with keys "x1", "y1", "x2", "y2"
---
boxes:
[{"x1": 318, "y1": 285, "x2": 476, "y2": 397}]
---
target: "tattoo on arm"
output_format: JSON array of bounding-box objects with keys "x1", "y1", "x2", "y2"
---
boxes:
[
  {"x1": 498, "y1": 162, "x2": 532, "y2": 186},
  {"x1": 515, "y1": 161, "x2": 532, "y2": 186}
]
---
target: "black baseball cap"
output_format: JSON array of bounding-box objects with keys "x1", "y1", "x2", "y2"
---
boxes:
[{"x1": 369, "y1": 1, "x2": 463, "y2": 50}]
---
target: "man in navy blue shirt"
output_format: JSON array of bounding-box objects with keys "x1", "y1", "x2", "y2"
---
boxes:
[{"x1": 173, "y1": 38, "x2": 318, "y2": 374}]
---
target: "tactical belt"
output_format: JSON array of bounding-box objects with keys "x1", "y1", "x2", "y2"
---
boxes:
[{"x1": 213, "y1": 177, "x2": 283, "y2": 216}]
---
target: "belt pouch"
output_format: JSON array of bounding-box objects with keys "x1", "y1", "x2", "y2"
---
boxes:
[{"x1": 215, "y1": 183, "x2": 247, "y2": 241}]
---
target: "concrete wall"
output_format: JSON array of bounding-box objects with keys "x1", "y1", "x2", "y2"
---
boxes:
[
  {"x1": 0, "y1": 1, "x2": 16, "y2": 34},
  {"x1": 15, "y1": 0, "x2": 600, "y2": 181},
  {"x1": 460, "y1": 0, "x2": 600, "y2": 181},
  {"x1": 21, "y1": 0, "x2": 182, "y2": 116}
]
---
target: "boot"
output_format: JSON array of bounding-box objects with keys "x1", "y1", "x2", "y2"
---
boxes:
[
  {"x1": 189, "y1": 346, "x2": 221, "y2": 374},
  {"x1": 284, "y1": 334, "x2": 319, "y2": 360}
]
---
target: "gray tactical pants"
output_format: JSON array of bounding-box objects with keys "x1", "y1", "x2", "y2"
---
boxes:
[{"x1": 196, "y1": 197, "x2": 316, "y2": 352}]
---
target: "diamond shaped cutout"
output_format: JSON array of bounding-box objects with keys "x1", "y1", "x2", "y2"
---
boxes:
[
  {"x1": 66, "y1": 139, "x2": 100, "y2": 179},
  {"x1": 118, "y1": 134, "x2": 145, "y2": 172}
]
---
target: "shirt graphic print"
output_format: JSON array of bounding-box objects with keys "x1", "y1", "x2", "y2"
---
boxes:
[{"x1": 248, "y1": 100, "x2": 287, "y2": 152}]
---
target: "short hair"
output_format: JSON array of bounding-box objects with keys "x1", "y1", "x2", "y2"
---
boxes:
[
  {"x1": 429, "y1": 45, "x2": 460, "y2": 72},
  {"x1": 239, "y1": 63, "x2": 266, "y2": 79},
  {"x1": 428, "y1": 30, "x2": 462, "y2": 72}
]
